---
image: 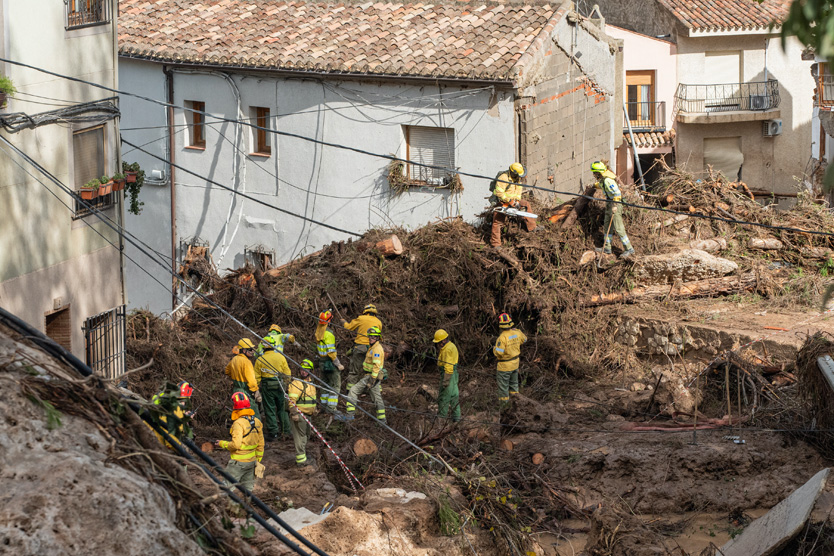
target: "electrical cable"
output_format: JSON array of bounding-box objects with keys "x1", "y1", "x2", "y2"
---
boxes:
[{"x1": 5, "y1": 55, "x2": 833, "y2": 239}]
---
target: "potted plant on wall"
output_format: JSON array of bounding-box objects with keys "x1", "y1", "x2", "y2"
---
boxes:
[
  {"x1": 122, "y1": 161, "x2": 145, "y2": 215},
  {"x1": 80, "y1": 179, "x2": 100, "y2": 200},
  {"x1": 98, "y1": 175, "x2": 113, "y2": 196},
  {"x1": 112, "y1": 172, "x2": 125, "y2": 192},
  {"x1": 0, "y1": 75, "x2": 16, "y2": 109}
]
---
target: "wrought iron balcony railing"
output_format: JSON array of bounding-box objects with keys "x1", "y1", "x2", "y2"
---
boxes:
[
  {"x1": 675, "y1": 80, "x2": 780, "y2": 113},
  {"x1": 66, "y1": 0, "x2": 111, "y2": 30},
  {"x1": 624, "y1": 101, "x2": 666, "y2": 132}
]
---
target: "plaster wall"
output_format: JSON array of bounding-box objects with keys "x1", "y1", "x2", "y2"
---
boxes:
[
  {"x1": 119, "y1": 64, "x2": 516, "y2": 312},
  {"x1": 580, "y1": 0, "x2": 679, "y2": 40},
  {"x1": 0, "y1": 0, "x2": 123, "y2": 359},
  {"x1": 675, "y1": 34, "x2": 814, "y2": 193}
]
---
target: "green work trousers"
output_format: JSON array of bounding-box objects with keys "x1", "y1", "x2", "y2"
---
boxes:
[
  {"x1": 346, "y1": 374, "x2": 386, "y2": 420},
  {"x1": 231, "y1": 380, "x2": 261, "y2": 420},
  {"x1": 319, "y1": 358, "x2": 340, "y2": 409},
  {"x1": 347, "y1": 344, "x2": 369, "y2": 390},
  {"x1": 438, "y1": 370, "x2": 461, "y2": 421},
  {"x1": 261, "y1": 378, "x2": 290, "y2": 435},
  {"x1": 496, "y1": 370, "x2": 519, "y2": 403},
  {"x1": 290, "y1": 415, "x2": 311, "y2": 465},
  {"x1": 224, "y1": 459, "x2": 256, "y2": 492},
  {"x1": 602, "y1": 201, "x2": 632, "y2": 251}
]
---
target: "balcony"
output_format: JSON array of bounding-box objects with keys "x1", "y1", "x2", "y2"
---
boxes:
[
  {"x1": 674, "y1": 80, "x2": 781, "y2": 124},
  {"x1": 624, "y1": 101, "x2": 666, "y2": 133},
  {"x1": 66, "y1": 0, "x2": 111, "y2": 30}
]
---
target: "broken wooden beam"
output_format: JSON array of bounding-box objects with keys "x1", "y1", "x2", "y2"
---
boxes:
[
  {"x1": 561, "y1": 185, "x2": 601, "y2": 229},
  {"x1": 652, "y1": 214, "x2": 689, "y2": 230}
]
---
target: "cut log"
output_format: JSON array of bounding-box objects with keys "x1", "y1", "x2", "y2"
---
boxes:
[
  {"x1": 265, "y1": 248, "x2": 323, "y2": 277},
  {"x1": 652, "y1": 214, "x2": 689, "y2": 230},
  {"x1": 201, "y1": 442, "x2": 214, "y2": 453},
  {"x1": 748, "y1": 238, "x2": 784, "y2": 250},
  {"x1": 689, "y1": 238, "x2": 727, "y2": 253},
  {"x1": 561, "y1": 185, "x2": 601, "y2": 229},
  {"x1": 802, "y1": 247, "x2": 833, "y2": 259},
  {"x1": 375, "y1": 234, "x2": 404, "y2": 256},
  {"x1": 548, "y1": 203, "x2": 575, "y2": 224},
  {"x1": 579, "y1": 251, "x2": 597, "y2": 266},
  {"x1": 579, "y1": 271, "x2": 760, "y2": 307},
  {"x1": 532, "y1": 453, "x2": 545, "y2": 465},
  {"x1": 354, "y1": 438, "x2": 378, "y2": 457},
  {"x1": 499, "y1": 439, "x2": 514, "y2": 451}
]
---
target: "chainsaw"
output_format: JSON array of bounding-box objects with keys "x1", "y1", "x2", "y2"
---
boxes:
[{"x1": 492, "y1": 205, "x2": 538, "y2": 219}]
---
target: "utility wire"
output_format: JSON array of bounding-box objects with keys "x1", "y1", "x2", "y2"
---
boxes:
[{"x1": 4, "y1": 55, "x2": 833, "y2": 239}]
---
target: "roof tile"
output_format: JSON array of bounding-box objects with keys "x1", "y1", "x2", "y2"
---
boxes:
[
  {"x1": 658, "y1": 0, "x2": 789, "y2": 31},
  {"x1": 118, "y1": 0, "x2": 557, "y2": 80}
]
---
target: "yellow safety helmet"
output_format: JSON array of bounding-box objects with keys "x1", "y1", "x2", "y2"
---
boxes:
[
  {"x1": 367, "y1": 326, "x2": 382, "y2": 338},
  {"x1": 590, "y1": 161, "x2": 607, "y2": 173},
  {"x1": 268, "y1": 324, "x2": 282, "y2": 334},
  {"x1": 433, "y1": 329, "x2": 449, "y2": 343},
  {"x1": 363, "y1": 303, "x2": 378, "y2": 315},
  {"x1": 301, "y1": 359, "x2": 315, "y2": 371},
  {"x1": 237, "y1": 338, "x2": 255, "y2": 350},
  {"x1": 509, "y1": 162, "x2": 526, "y2": 179},
  {"x1": 260, "y1": 335, "x2": 277, "y2": 350}
]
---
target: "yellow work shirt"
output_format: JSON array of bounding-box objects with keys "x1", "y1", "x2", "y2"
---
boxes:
[
  {"x1": 493, "y1": 172, "x2": 523, "y2": 203},
  {"x1": 219, "y1": 408, "x2": 264, "y2": 463},
  {"x1": 288, "y1": 379, "x2": 318, "y2": 415},
  {"x1": 493, "y1": 328, "x2": 527, "y2": 372},
  {"x1": 343, "y1": 314, "x2": 382, "y2": 346},
  {"x1": 315, "y1": 323, "x2": 338, "y2": 361},
  {"x1": 438, "y1": 341, "x2": 459, "y2": 375},
  {"x1": 225, "y1": 353, "x2": 259, "y2": 392},
  {"x1": 254, "y1": 349, "x2": 291, "y2": 384},
  {"x1": 363, "y1": 341, "x2": 385, "y2": 379}
]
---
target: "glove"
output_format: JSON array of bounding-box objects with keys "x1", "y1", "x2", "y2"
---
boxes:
[
  {"x1": 288, "y1": 334, "x2": 296, "y2": 344},
  {"x1": 253, "y1": 391, "x2": 262, "y2": 403},
  {"x1": 291, "y1": 414, "x2": 300, "y2": 422},
  {"x1": 336, "y1": 362, "x2": 345, "y2": 371},
  {"x1": 254, "y1": 462, "x2": 265, "y2": 479},
  {"x1": 611, "y1": 204, "x2": 620, "y2": 215},
  {"x1": 511, "y1": 200, "x2": 520, "y2": 208}
]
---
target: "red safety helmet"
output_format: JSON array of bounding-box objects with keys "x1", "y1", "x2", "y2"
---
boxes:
[
  {"x1": 232, "y1": 392, "x2": 251, "y2": 410},
  {"x1": 319, "y1": 310, "x2": 333, "y2": 325},
  {"x1": 178, "y1": 381, "x2": 194, "y2": 398},
  {"x1": 498, "y1": 313, "x2": 514, "y2": 329}
]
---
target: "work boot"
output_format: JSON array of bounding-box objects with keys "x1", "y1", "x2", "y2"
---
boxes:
[
  {"x1": 595, "y1": 247, "x2": 612, "y2": 255},
  {"x1": 265, "y1": 432, "x2": 279, "y2": 443},
  {"x1": 620, "y1": 248, "x2": 635, "y2": 259}
]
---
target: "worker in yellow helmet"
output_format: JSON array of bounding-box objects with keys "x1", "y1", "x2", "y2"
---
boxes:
[
  {"x1": 591, "y1": 161, "x2": 634, "y2": 258},
  {"x1": 256, "y1": 324, "x2": 296, "y2": 356},
  {"x1": 433, "y1": 329, "x2": 461, "y2": 422},
  {"x1": 493, "y1": 313, "x2": 527, "y2": 406},
  {"x1": 490, "y1": 162, "x2": 537, "y2": 247},
  {"x1": 342, "y1": 303, "x2": 382, "y2": 392},
  {"x1": 215, "y1": 392, "x2": 265, "y2": 492},
  {"x1": 253, "y1": 335, "x2": 291, "y2": 441},
  {"x1": 225, "y1": 338, "x2": 261, "y2": 419},
  {"x1": 316, "y1": 310, "x2": 345, "y2": 412},
  {"x1": 288, "y1": 360, "x2": 318, "y2": 467},
  {"x1": 344, "y1": 326, "x2": 386, "y2": 422}
]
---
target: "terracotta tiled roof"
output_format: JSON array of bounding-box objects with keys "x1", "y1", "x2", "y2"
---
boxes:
[
  {"x1": 657, "y1": 0, "x2": 790, "y2": 32},
  {"x1": 624, "y1": 130, "x2": 674, "y2": 149},
  {"x1": 118, "y1": 1, "x2": 560, "y2": 81}
]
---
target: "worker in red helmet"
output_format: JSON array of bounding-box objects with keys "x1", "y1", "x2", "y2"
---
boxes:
[
  {"x1": 215, "y1": 392, "x2": 265, "y2": 492},
  {"x1": 493, "y1": 313, "x2": 527, "y2": 406},
  {"x1": 148, "y1": 380, "x2": 195, "y2": 449},
  {"x1": 315, "y1": 309, "x2": 345, "y2": 412}
]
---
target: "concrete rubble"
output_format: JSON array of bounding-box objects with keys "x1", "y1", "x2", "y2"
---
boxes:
[{"x1": 633, "y1": 249, "x2": 738, "y2": 285}]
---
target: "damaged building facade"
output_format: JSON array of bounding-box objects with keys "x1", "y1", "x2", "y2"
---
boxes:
[{"x1": 117, "y1": 0, "x2": 622, "y2": 314}]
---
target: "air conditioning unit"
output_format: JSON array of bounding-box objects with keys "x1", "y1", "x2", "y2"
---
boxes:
[
  {"x1": 763, "y1": 119, "x2": 783, "y2": 137},
  {"x1": 749, "y1": 95, "x2": 771, "y2": 110}
]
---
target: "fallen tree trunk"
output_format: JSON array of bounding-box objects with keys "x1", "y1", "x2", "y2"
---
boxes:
[
  {"x1": 579, "y1": 271, "x2": 760, "y2": 307},
  {"x1": 561, "y1": 185, "x2": 600, "y2": 229}
]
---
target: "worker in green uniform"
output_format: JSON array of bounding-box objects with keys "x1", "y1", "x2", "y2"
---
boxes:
[
  {"x1": 433, "y1": 329, "x2": 460, "y2": 422},
  {"x1": 591, "y1": 161, "x2": 634, "y2": 258},
  {"x1": 253, "y1": 335, "x2": 292, "y2": 441}
]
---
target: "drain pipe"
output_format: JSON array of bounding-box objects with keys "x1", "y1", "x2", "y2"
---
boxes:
[
  {"x1": 164, "y1": 66, "x2": 177, "y2": 311},
  {"x1": 623, "y1": 102, "x2": 647, "y2": 190}
]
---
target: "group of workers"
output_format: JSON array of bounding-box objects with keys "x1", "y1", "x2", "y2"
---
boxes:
[{"x1": 490, "y1": 160, "x2": 635, "y2": 258}]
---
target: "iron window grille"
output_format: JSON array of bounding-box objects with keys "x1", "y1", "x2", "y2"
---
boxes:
[
  {"x1": 65, "y1": 0, "x2": 111, "y2": 30},
  {"x1": 83, "y1": 305, "x2": 126, "y2": 382}
]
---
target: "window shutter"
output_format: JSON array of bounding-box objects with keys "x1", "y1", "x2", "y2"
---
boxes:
[
  {"x1": 73, "y1": 127, "x2": 105, "y2": 187},
  {"x1": 408, "y1": 126, "x2": 455, "y2": 184}
]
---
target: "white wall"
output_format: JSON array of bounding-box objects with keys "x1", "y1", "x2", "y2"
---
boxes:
[
  {"x1": 120, "y1": 64, "x2": 516, "y2": 313},
  {"x1": 0, "y1": 0, "x2": 123, "y2": 358}
]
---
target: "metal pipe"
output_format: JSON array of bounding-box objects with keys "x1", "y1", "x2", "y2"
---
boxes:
[
  {"x1": 164, "y1": 66, "x2": 177, "y2": 311},
  {"x1": 623, "y1": 102, "x2": 646, "y2": 190}
]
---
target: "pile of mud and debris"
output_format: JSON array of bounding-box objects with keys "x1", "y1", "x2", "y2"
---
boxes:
[{"x1": 121, "y1": 166, "x2": 834, "y2": 555}]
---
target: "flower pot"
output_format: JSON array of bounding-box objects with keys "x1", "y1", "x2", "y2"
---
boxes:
[
  {"x1": 125, "y1": 171, "x2": 137, "y2": 183},
  {"x1": 99, "y1": 181, "x2": 113, "y2": 196},
  {"x1": 80, "y1": 188, "x2": 99, "y2": 200},
  {"x1": 113, "y1": 178, "x2": 125, "y2": 192}
]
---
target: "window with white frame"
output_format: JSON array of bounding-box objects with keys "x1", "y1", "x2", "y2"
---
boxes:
[{"x1": 404, "y1": 125, "x2": 456, "y2": 186}]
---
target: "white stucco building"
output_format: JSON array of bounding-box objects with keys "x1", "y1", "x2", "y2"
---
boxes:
[
  {"x1": 118, "y1": 0, "x2": 623, "y2": 314},
  {"x1": 0, "y1": 0, "x2": 126, "y2": 375}
]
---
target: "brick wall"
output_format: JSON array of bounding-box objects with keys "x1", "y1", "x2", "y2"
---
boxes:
[
  {"x1": 45, "y1": 306, "x2": 72, "y2": 351},
  {"x1": 518, "y1": 47, "x2": 616, "y2": 201}
]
